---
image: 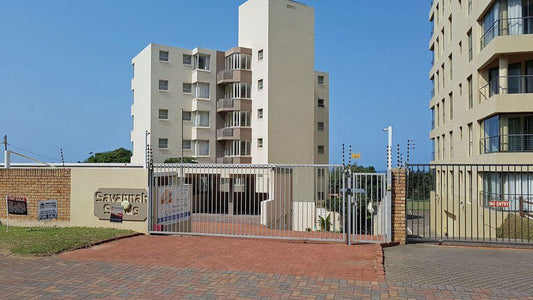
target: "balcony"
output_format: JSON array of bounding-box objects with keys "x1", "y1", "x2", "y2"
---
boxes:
[
  {"x1": 216, "y1": 69, "x2": 251, "y2": 84},
  {"x1": 480, "y1": 134, "x2": 533, "y2": 153},
  {"x1": 216, "y1": 156, "x2": 252, "y2": 164},
  {"x1": 216, "y1": 127, "x2": 252, "y2": 141},
  {"x1": 216, "y1": 98, "x2": 252, "y2": 112},
  {"x1": 480, "y1": 17, "x2": 533, "y2": 49},
  {"x1": 480, "y1": 75, "x2": 533, "y2": 100}
]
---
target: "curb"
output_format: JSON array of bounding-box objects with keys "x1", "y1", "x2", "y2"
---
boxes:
[{"x1": 55, "y1": 232, "x2": 144, "y2": 256}]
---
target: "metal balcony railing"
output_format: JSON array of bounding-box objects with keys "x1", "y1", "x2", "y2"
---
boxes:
[
  {"x1": 479, "y1": 75, "x2": 533, "y2": 100},
  {"x1": 217, "y1": 99, "x2": 236, "y2": 110},
  {"x1": 480, "y1": 134, "x2": 533, "y2": 153},
  {"x1": 480, "y1": 17, "x2": 533, "y2": 49}
]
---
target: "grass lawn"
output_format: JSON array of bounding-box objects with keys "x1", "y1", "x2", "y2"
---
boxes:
[
  {"x1": 0, "y1": 225, "x2": 136, "y2": 256},
  {"x1": 406, "y1": 199, "x2": 431, "y2": 210}
]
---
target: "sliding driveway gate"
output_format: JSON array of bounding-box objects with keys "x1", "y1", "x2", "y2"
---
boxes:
[
  {"x1": 407, "y1": 164, "x2": 533, "y2": 245},
  {"x1": 148, "y1": 164, "x2": 391, "y2": 244}
]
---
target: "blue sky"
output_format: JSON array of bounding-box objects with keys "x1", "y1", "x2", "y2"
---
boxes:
[{"x1": 0, "y1": 0, "x2": 432, "y2": 169}]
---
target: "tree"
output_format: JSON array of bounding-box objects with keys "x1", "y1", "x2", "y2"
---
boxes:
[
  {"x1": 85, "y1": 148, "x2": 132, "y2": 163},
  {"x1": 163, "y1": 157, "x2": 197, "y2": 163}
]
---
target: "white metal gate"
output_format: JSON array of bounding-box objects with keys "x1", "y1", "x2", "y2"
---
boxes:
[{"x1": 148, "y1": 163, "x2": 390, "y2": 244}]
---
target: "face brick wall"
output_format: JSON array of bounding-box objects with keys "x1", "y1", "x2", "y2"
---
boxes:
[
  {"x1": 391, "y1": 168, "x2": 407, "y2": 244},
  {"x1": 0, "y1": 169, "x2": 71, "y2": 221}
]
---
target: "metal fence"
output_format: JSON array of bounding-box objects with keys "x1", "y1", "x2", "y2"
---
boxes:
[
  {"x1": 148, "y1": 163, "x2": 390, "y2": 244},
  {"x1": 407, "y1": 164, "x2": 533, "y2": 245}
]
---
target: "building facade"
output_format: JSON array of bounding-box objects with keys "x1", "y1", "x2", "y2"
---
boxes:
[
  {"x1": 428, "y1": 0, "x2": 533, "y2": 239},
  {"x1": 131, "y1": 0, "x2": 329, "y2": 165}
]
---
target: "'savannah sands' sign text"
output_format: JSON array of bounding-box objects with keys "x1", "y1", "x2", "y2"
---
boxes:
[{"x1": 94, "y1": 188, "x2": 147, "y2": 221}]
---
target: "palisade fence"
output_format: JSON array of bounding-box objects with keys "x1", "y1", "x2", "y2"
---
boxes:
[
  {"x1": 148, "y1": 163, "x2": 390, "y2": 244},
  {"x1": 407, "y1": 164, "x2": 533, "y2": 245}
]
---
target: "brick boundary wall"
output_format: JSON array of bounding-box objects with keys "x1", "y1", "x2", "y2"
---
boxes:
[
  {"x1": 0, "y1": 168, "x2": 71, "y2": 221},
  {"x1": 391, "y1": 168, "x2": 407, "y2": 244}
]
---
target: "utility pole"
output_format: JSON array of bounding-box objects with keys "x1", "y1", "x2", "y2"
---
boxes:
[{"x1": 3, "y1": 135, "x2": 9, "y2": 169}]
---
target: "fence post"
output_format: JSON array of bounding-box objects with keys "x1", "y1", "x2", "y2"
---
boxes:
[{"x1": 391, "y1": 168, "x2": 407, "y2": 244}]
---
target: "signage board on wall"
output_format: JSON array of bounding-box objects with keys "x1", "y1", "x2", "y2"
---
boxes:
[
  {"x1": 110, "y1": 204, "x2": 124, "y2": 223},
  {"x1": 6, "y1": 196, "x2": 28, "y2": 215},
  {"x1": 489, "y1": 201, "x2": 510, "y2": 208},
  {"x1": 94, "y1": 188, "x2": 147, "y2": 221},
  {"x1": 157, "y1": 185, "x2": 191, "y2": 226},
  {"x1": 37, "y1": 200, "x2": 58, "y2": 220}
]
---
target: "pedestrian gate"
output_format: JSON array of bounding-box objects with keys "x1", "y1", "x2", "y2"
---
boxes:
[{"x1": 148, "y1": 164, "x2": 391, "y2": 244}]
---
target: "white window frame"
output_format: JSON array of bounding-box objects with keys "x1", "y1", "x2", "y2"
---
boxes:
[
  {"x1": 258, "y1": 138, "x2": 263, "y2": 149},
  {"x1": 182, "y1": 83, "x2": 192, "y2": 94},
  {"x1": 158, "y1": 109, "x2": 169, "y2": 120},
  {"x1": 159, "y1": 50, "x2": 169, "y2": 62},
  {"x1": 258, "y1": 79, "x2": 264, "y2": 91},
  {"x1": 158, "y1": 80, "x2": 169, "y2": 91},
  {"x1": 158, "y1": 138, "x2": 168, "y2": 149},
  {"x1": 183, "y1": 54, "x2": 192, "y2": 65}
]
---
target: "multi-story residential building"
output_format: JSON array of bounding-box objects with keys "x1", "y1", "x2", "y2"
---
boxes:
[
  {"x1": 131, "y1": 0, "x2": 329, "y2": 165},
  {"x1": 427, "y1": 0, "x2": 533, "y2": 238}
]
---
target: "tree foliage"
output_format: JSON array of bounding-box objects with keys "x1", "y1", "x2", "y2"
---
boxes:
[
  {"x1": 85, "y1": 148, "x2": 132, "y2": 163},
  {"x1": 163, "y1": 157, "x2": 197, "y2": 163}
]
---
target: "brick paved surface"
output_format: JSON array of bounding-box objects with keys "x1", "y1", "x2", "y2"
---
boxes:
[
  {"x1": 1, "y1": 236, "x2": 532, "y2": 299},
  {"x1": 385, "y1": 244, "x2": 533, "y2": 293},
  {"x1": 60, "y1": 235, "x2": 383, "y2": 281}
]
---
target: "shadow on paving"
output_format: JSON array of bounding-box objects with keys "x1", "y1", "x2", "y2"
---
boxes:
[{"x1": 384, "y1": 243, "x2": 533, "y2": 293}]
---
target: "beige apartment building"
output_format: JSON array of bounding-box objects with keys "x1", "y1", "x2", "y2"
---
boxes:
[
  {"x1": 428, "y1": 0, "x2": 533, "y2": 239},
  {"x1": 130, "y1": 0, "x2": 329, "y2": 165}
]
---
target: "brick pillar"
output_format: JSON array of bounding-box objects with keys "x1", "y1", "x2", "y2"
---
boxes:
[{"x1": 391, "y1": 168, "x2": 407, "y2": 244}]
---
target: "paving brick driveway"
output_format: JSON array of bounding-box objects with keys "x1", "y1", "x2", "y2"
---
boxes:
[
  {"x1": 1, "y1": 235, "x2": 532, "y2": 299},
  {"x1": 384, "y1": 243, "x2": 533, "y2": 293}
]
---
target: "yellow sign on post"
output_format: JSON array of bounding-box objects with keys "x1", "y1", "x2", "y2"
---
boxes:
[{"x1": 351, "y1": 153, "x2": 361, "y2": 159}]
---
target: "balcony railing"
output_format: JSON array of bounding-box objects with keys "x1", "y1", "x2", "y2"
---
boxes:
[
  {"x1": 480, "y1": 17, "x2": 533, "y2": 49},
  {"x1": 480, "y1": 134, "x2": 533, "y2": 153},
  {"x1": 217, "y1": 99, "x2": 236, "y2": 110},
  {"x1": 479, "y1": 75, "x2": 533, "y2": 100}
]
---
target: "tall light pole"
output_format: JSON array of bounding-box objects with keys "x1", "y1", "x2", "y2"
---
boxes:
[{"x1": 383, "y1": 126, "x2": 393, "y2": 170}]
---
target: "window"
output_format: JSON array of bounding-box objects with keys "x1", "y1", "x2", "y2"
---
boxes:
[
  {"x1": 459, "y1": 83, "x2": 463, "y2": 95},
  {"x1": 224, "y1": 53, "x2": 251, "y2": 70},
  {"x1": 449, "y1": 92, "x2": 453, "y2": 120},
  {"x1": 431, "y1": 107, "x2": 435, "y2": 129},
  {"x1": 442, "y1": 99, "x2": 446, "y2": 124},
  {"x1": 158, "y1": 109, "x2": 169, "y2": 120},
  {"x1": 183, "y1": 54, "x2": 192, "y2": 65},
  {"x1": 258, "y1": 79, "x2": 264, "y2": 90},
  {"x1": 194, "y1": 140, "x2": 209, "y2": 156},
  {"x1": 448, "y1": 15, "x2": 453, "y2": 41},
  {"x1": 193, "y1": 53, "x2": 210, "y2": 71},
  {"x1": 317, "y1": 99, "x2": 325, "y2": 107},
  {"x1": 450, "y1": 131, "x2": 454, "y2": 158},
  {"x1": 467, "y1": 29, "x2": 473, "y2": 61},
  {"x1": 225, "y1": 111, "x2": 251, "y2": 127},
  {"x1": 442, "y1": 134, "x2": 446, "y2": 159},
  {"x1": 224, "y1": 140, "x2": 251, "y2": 156},
  {"x1": 258, "y1": 138, "x2": 263, "y2": 149},
  {"x1": 158, "y1": 138, "x2": 168, "y2": 149},
  {"x1": 468, "y1": 123, "x2": 473, "y2": 156},
  {"x1": 258, "y1": 49, "x2": 264, "y2": 60},
  {"x1": 317, "y1": 122, "x2": 324, "y2": 131},
  {"x1": 193, "y1": 82, "x2": 210, "y2": 99},
  {"x1": 317, "y1": 75, "x2": 325, "y2": 85},
  {"x1": 460, "y1": 126, "x2": 463, "y2": 139},
  {"x1": 258, "y1": 108, "x2": 263, "y2": 119},
  {"x1": 159, "y1": 50, "x2": 169, "y2": 62},
  {"x1": 224, "y1": 83, "x2": 251, "y2": 99},
  {"x1": 432, "y1": 138, "x2": 435, "y2": 160},
  {"x1": 459, "y1": 40, "x2": 462, "y2": 53},
  {"x1": 193, "y1": 111, "x2": 210, "y2": 127},
  {"x1": 158, "y1": 80, "x2": 168, "y2": 91},
  {"x1": 449, "y1": 54, "x2": 453, "y2": 81},
  {"x1": 182, "y1": 83, "x2": 192, "y2": 94},
  {"x1": 468, "y1": 0, "x2": 472, "y2": 15},
  {"x1": 182, "y1": 140, "x2": 191, "y2": 150},
  {"x1": 436, "y1": 104, "x2": 440, "y2": 126},
  {"x1": 182, "y1": 111, "x2": 191, "y2": 121},
  {"x1": 467, "y1": 76, "x2": 473, "y2": 109},
  {"x1": 318, "y1": 145, "x2": 325, "y2": 154}
]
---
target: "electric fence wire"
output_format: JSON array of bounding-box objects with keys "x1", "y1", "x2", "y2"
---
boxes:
[{"x1": 4, "y1": 142, "x2": 61, "y2": 162}]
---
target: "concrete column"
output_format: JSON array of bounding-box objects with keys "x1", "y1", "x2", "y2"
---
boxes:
[
  {"x1": 391, "y1": 168, "x2": 407, "y2": 244},
  {"x1": 499, "y1": 56, "x2": 509, "y2": 94}
]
